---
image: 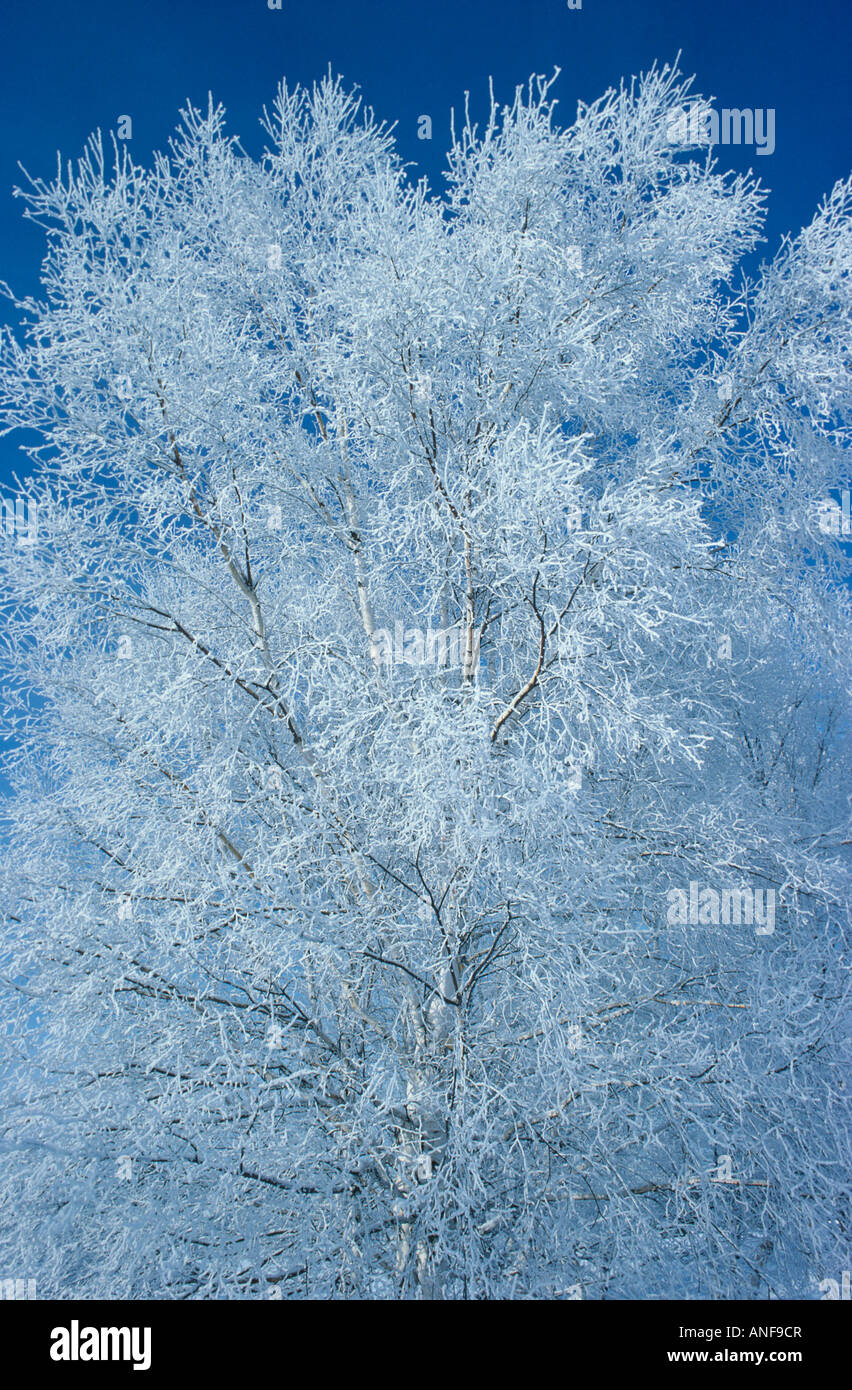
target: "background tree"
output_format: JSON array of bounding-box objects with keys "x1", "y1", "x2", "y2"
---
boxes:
[{"x1": 0, "y1": 66, "x2": 849, "y2": 1298}]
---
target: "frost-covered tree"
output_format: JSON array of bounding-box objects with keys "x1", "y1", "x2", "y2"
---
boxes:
[{"x1": 0, "y1": 66, "x2": 849, "y2": 1299}]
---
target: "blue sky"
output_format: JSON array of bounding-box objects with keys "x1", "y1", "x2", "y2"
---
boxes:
[{"x1": 0, "y1": 0, "x2": 849, "y2": 491}]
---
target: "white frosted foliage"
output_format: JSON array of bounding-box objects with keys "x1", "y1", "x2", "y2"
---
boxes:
[{"x1": 0, "y1": 67, "x2": 849, "y2": 1300}]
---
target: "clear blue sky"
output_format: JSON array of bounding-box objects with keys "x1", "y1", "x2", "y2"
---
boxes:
[{"x1": 0, "y1": 0, "x2": 849, "y2": 488}]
